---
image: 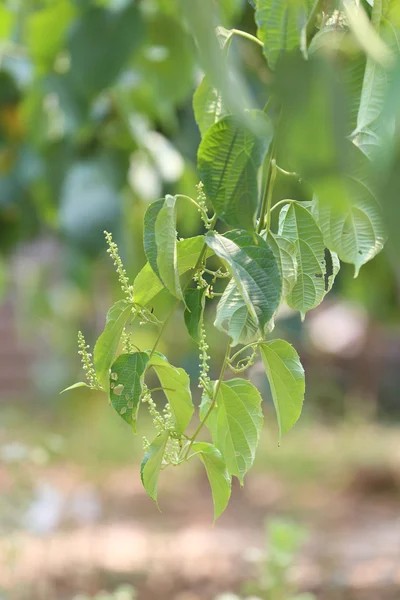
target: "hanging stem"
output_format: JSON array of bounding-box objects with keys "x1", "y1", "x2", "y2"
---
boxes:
[
  {"x1": 269, "y1": 198, "x2": 297, "y2": 214},
  {"x1": 230, "y1": 29, "x2": 264, "y2": 48},
  {"x1": 146, "y1": 213, "x2": 218, "y2": 366},
  {"x1": 175, "y1": 194, "x2": 210, "y2": 224},
  {"x1": 264, "y1": 158, "x2": 277, "y2": 233},
  {"x1": 183, "y1": 342, "x2": 231, "y2": 459}
]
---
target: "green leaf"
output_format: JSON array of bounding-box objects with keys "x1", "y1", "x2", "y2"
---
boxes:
[
  {"x1": 193, "y1": 75, "x2": 229, "y2": 137},
  {"x1": 191, "y1": 442, "x2": 231, "y2": 520},
  {"x1": 204, "y1": 378, "x2": 264, "y2": 484},
  {"x1": 214, "y1": 279, "x2": 259, "y2": 347},
  {"x1": 184, "y1": 287, "x2": 206, "y2": 344},
  {"x1": 205, "y1": 230, "x2": 281, "y2": 332},
  {"x1": 356, "y1": 0, "x2": 400, "y2": 135},
  {"x1": 140, "y1": 431, "x2": 169, "y2": 503},
  {"x1": 143, "y1": 195, "x2": 182, "y2": 299},
  {"x1": 147, "y1": 353, "x2": 194, "y2": 434},
  {"x1": 316, "y1": 179, "x2": 386, "y2": 276},
  {"x1": 255, "y1": 0, "x2": 313, "y2": 69},
  {"x1": 260, "y1": 339, "x2": 305, "y2": 439},
  {"x1": 278, "y1": 203, "x2": 326, "y2": 319},
  {"x1": 109, "y1": 352, "x2": 149, "y2": 431},
  {"x1": 60, "y1": 381, "x2": 90, "y2": 394},
  {"x1": 198, "y1": 111, "x2": 273, "y2": 231},
  {"x1": 94, "y1": 300, "x2": 133, "y2": 389},
  {"x1": 133, "y1": 236, "x2": 208, "y2": 308},
  {"x1": 324, "y1": 249, "x2": 340, "y2": 294},
  {"x1": 266, "y1": 232, "x2": 298, "y2": 300},
  {"x1": 68, "y1": 3, "x2": 145, "y2": 98}
]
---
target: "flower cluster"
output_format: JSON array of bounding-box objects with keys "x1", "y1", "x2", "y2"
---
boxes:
[
  {"x1": 196, "y1": 181, "x2": 212, "y2": 230},
  {"x1": 104, "y1": 231, "x2": 133, "y2": 301},
  {"x1": 198, "y1": 322, "x2": 212, "y2": 392},
  {"x1": 77, "y1": 331, "x2": 99, "y2": 389}
]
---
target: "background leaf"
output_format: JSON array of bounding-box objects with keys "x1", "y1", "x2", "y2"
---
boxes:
[
  {"x1": 191, "y1": 442, "x2": 231, "y2": 520},
  {"x1": 147, "y1": 352, "x2": 194, "y2": 434},
  {"x1": 109, "y1": 352, "x2": 149, "y2": 431},
  {"x1": 198, "y1": 111, "x2": 273, "y2": 231},
  {"x1": 140, "y1": 431, "x2": 169, "y2": 503},
  {"x1": 68, "y1": 3, "x2": 145, "y2": 98},
  {"x1": 94, "y1": 300, "x2": 132, "y2": 389},
  {"x1": 260, "y1": 339, "x2": 305, "y2": 439}
]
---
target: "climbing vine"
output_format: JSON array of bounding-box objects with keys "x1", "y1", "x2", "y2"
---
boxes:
[{"x1": 63, "y1": 0, "x2": 392, "y2": 519}]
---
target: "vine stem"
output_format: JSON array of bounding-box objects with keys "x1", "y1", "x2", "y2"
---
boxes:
[
  {"x1": 264, "y1": 158, "x2": 277, "y2": 233},
  {"x1": 269, "y1": 198, "x2": 297, "y2": 214},
  {"x1": 183, "y1": 342, "x2": 231, "y2": 460},
  {"x1": 229, "y1": 341, "x2": 260, "y2": 365},
  {"x1": 229, "y1": 29, "x2": 264, "y2": 48},
  {"x1": 146, "y1": 213, "x2": 218, "y2": 365},
  {"x1": 257, "y1": 139, "x2": 277, "y2": 234},
  {"x1": 175, "y1": 194, "x2": 210, "y2": 224}
]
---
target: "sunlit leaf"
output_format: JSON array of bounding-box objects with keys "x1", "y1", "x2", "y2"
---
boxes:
[
  {"x1": 278, "y1": 203, "x2": 326, "y2": 318},
  {"x1": 191, "y1": 442, "x2": 231, "y2": 520},
  {"x1": 60, "y1": 381, "x2": 90, "y2": 394},
  {"x1": 141, "y1": 431, "x2": 169, "y2": 503},
  {"x1": 203, "y1": 378, "x2": 264, "y2": 484},
  {"x1": 133, "y1": 236, "x2": 208, "y2": 308},
  {"x1": 109, "y1": 352, "x2": 149, "y2": 431},
  {"x1": 206, "y1": 230, "x2": 281, "y2": 332},
  {"x1": 147, "y1": 352, "x2": 194, "y2": 434},
  {"x1": 94, "y1": 300, "x2": 133, "y2": 389},
  {"x1": 260, "y1": 339, "x2": 305, "y2": 439},
  {"x1": 198, "y1": 111, "x2": 273, "y2": 231},
  {"x1": 143, "y1": 195, "x2": 182, "y2": 299},
  {"x1": 214, "y1": 279, "x2": 259, "y2": 347},
  {"x1": 266, "y1": 232, "x2": 298, "y2": 300},
  {"x1": 255, "y1": 0, "x2": 313, "y2": 69},
  {"x1": 193, "y1": 75, "x2": 229, "y2": 137}
]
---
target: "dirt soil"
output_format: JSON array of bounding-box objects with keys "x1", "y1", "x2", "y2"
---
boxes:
[{"x1": 0, "y1": 460, "x2": 399, "y2": 600}]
